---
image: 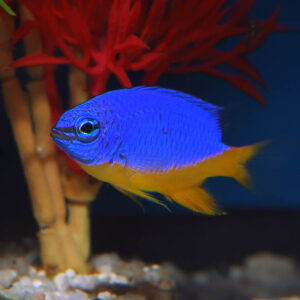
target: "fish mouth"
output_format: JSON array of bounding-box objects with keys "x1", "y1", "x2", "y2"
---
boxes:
[{"x1": 51, "y1": 127, "x2": 75, "y2": 141}]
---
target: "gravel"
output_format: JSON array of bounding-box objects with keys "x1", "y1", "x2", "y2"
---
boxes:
[{"x1": 1, "y1": 239, "x2": 300, "y2": 300}]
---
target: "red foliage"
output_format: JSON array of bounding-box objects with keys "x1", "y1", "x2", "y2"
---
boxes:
[
  {"x1": 9, "y1": 0, "x2": 289, "y2": 173},
  {"x1": 12, "y1": 0, "x2": 289, "y2": 104}
]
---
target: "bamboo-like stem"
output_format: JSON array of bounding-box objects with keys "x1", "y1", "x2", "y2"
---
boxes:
[
  {"x1": 69, "y1": 65, "x2": 88, "y2": 107},
  {"x1": 18, "y1": 5, "x2": 91, "y2": 273},
  {"x1": 26, "y1": 80, "x2": 89, "y2": 271},
  {"x1": 62, "y1": 164, "x2": 102, "y2": 259},
  {"x1": 26, "y1": 80, "x2": 66, "y2": 222},
  {"x1": 67, "y1": 65, "x2": 102, "y2": 260},
  {"x1": 68, "y1": 201, "x2": 91, "y2": 260},
  {"x1": 1, "y1": 7, "x2": 101, "y2": 273},
  {"x1": 0, "y1": 15, "x2": 62, "y2": 269}
]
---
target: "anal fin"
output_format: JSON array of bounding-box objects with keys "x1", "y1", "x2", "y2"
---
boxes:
[
  {"x1": 112, "y1": 185, "x2": 145, "y2": 212},
  {"x1": 112, "y1": 184, "x2": 170, "y2": 212},
  {"x1": 168, "y1": 187, "x2": 225, "y2": 215}
]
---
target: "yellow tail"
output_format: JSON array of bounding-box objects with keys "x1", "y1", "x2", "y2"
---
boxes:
[
  {"x1": 168, "y1": 141, "x2": 267, "y2": 215},
  {"x1": 212, "y1": 141, "x2": 267, "y2": 190}
]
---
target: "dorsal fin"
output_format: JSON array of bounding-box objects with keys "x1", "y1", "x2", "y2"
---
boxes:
[{"x1": 130, "y1": 86, "x2": 222, "y2": 119}]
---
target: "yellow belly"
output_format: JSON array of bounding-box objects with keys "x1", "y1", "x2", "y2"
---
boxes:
[
  {"x1": 77, "y1": 143, "x2": 263, "y2": 214},
  {"x1": 78, "y1": 152, "x2": 225, "y2": 194}
]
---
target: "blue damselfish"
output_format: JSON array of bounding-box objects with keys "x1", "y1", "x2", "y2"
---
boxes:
[{"x1": 51, "y1": 87, "x2": 263, "y2": 214}]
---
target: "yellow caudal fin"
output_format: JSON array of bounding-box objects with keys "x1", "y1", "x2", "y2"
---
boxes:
[
  {"x1": 168, "y1": 186, "x2": 224, "y2": 215},
  {"x1": 213, "y1": 141, "x2": 267, "y2": 190}
]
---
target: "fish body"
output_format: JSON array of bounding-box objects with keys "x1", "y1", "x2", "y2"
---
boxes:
[{"x1": 51, "y1": 87, "x2": 262, "y2": 214}]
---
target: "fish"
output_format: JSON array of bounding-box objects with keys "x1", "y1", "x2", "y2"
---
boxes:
[{"x1": 51, "y1": 86, "x2": 264, "y2": 214}]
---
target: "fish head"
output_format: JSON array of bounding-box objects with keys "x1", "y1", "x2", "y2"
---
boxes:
[{"x1": 51, "y1": 99, "x2": 114, "y2": 164}]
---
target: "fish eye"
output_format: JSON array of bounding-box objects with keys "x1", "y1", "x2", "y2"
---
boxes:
[
  {"x1": 75, "y1": 118, "x2": 100, "y2": 142},
  {"x1": 79, "y1": 121, "x2": 94, "y2": 134}
]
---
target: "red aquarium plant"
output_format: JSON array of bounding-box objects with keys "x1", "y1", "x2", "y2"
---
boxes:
[
  {"x1": 11, "y1": 0, "x2": 288, "y2": 104},
  {"x1": 0, "y1": 0, "x2": 287, "y2": 273}
]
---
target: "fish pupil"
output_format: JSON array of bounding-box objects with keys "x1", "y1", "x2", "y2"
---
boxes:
[{"x1": 79, "y1": 122, "x2": 94, "y2": 134}]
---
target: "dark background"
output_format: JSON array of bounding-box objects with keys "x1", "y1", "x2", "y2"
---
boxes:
[{"x1": 0, "y1": 0, "x2": 299, "y2": 271}]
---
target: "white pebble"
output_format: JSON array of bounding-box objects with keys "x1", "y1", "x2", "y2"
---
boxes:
[
  {"x1": 97, "y1": 291, "x2": 117, "y2": 300},
  {"x1": 65, "y1": 269, "x2": 76, "y2": 278},
  {"x1": 19, "y1": 276, "x2": 32, "y2": 286},
  {"x1": 0, "y1": 269, "x2": 18, "y2": 288},
  {"x1": 54, "y1": 273, "x2": 69, "y2": 291},
  {"x1": 69, "y1": 274, "x2": 100, "y2": 291},
  {"x1": 32, "y1": 279, "x2": 44, "y2": 288}
]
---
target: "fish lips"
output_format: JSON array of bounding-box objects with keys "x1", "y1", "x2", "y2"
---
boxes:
[{"x1": 51, "y1": 127, "x2": 75, "y2": 141}]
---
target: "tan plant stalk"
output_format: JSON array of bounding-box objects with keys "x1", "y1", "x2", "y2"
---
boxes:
[
  {"x1": 66, "y1": 62, "x2": 102, "y2": 260},
  {"x1": 62, "y1": 163, "x2": 102, "y2": 261},
  {"x1": 20, "y1": 4, "x2": 102, "y2": 268},
  {"x1": 69, "y1": 65, "x2": 88, "y2": 107},
  {"x1": 1, "y1": 2, "x2": 103, "y2": 272},
  {"x1": 18, "y1": 5, "x2": 91, "y2": 273},
  {"x1": 0, "y1": 7, "x2": 94, "y2": 273},
  {"x1": 0, "y1": 14, "x2": 63, "y2": 269}
]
